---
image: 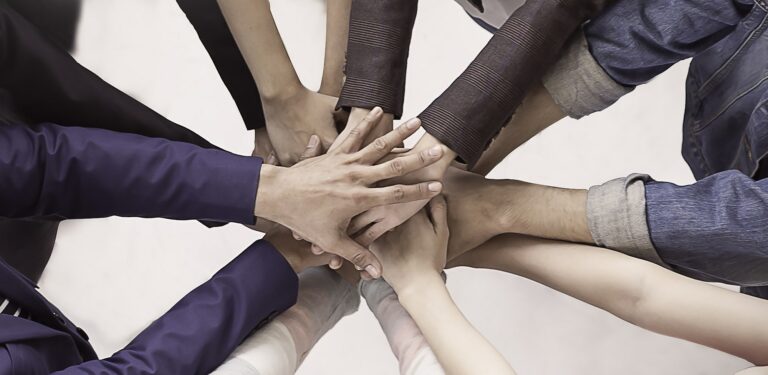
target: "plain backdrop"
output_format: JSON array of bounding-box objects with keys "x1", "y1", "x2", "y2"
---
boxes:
[{"x1": 38, "y1": 0, "x2": 752, "y2": 374}]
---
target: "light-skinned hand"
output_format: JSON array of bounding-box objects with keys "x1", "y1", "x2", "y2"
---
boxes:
[
  {"x1": 368, "y1": 196, "x2": 449, "y2": 293},
  {"x1": 263, "y1": 87, "x2": 341, "y2": 166},
  {"x1": 254, "y1": 108, "x2": 446, "y2": 278}
]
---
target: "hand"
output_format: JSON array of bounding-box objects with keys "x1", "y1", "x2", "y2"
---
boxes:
[
  {"x1": 252, "y1": 127, "x2": 279, "y2": 165},
  {"x1": 263, "y1": 87, "x2": 342, "y2": 166},
  {"x1": 264, "y1": 226, "x2": 334, "y2": 273},
  {"x1": 254, "y1": 108, "x2": 446, "y2": 277},
  {"x1": 349, "y1": 133, "x2": 455, "y2": 245},
  {"x1": 330, "y1": 107, "x2": 393, "y2": 153},
  {"x1": 368, "y1": 196, "x2": 449, "y2": 293}
]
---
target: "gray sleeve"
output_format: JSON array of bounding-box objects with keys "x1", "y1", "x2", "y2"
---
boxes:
[
  {"x1": 587, "y1": 173, "x2": 669, "y2": 267},
  {"x1": 542, "y1": 31, "x2": 634, "y2": 119}
]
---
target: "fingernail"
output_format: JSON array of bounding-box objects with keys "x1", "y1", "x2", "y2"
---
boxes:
[
  {"x1": 429, "y1": 145, "x2": 442, "y2": 157},
  {"x1": 371, "y1": 107, "x2": 383, "y2": 115},
  {"x1": 365, "y1": 265, "x2": 381, "y2": 279},
  {"x1": 308, "y1": 135, "x2": 319, "y2": 147},
  {"x1": 428, "y1": 182, "x2": 443, "y2": 192},
  {"x1": 406, "y1": 119, "x2": 420, "y2": 129}
]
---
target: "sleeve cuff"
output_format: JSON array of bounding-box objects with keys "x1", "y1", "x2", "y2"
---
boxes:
[
  {"x1": 587, "y1": 173, "x2": 668, "y2": 267},
  {"x1": 193, "y1": 152, "x2": 262, "y2": 226},
  {"x1": 542, "y1": 30, "x2": 634, "y2": 119}
]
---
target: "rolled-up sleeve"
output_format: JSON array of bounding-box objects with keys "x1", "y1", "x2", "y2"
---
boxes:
[
  {"x1": 587, "y1": 174, "x2": 664, "y2": 266},
  {"x1": 544, "y1": 0, "x2": 749, "y2": 117},
  {"x1": 588, "y1": 170, "x2": 768, "y2": 287},
  {"x1": 542, "y1": 31, "x2": 633, "y2": 119}
]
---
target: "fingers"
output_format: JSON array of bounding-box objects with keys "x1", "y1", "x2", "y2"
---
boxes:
[
  {"x1": 428, "y1": 195, "x2": 449, "y2": 236},
  {"x1": 366, "y1": 146, "x2": 444, "y2": 182},
  {"x1": 334, "y1": 107, "x2": 383, "y2": 154},
  {"x1": 311, "y1": 243, "x2": 324, "y2": 255},
  {"x1": 357, "y1": 118, "x2": 421, "y2": 164},
  {"x1": 266, "y1": 151, "x2": 279, "y2": 165},
  {"x1": 328, "y1": 255, "x2": 343, "y2": 270},
  {"x1": 367, "y1": 183, "x2": 441, "y2": 207},
  {"x1": 299, "y1": 135, "x2": 322, "y2": 162},
  {"x1": 329, "y1": 236, "x2": 382, "y2": 278},
  {"x1": 348, "y1": 210, "x2": 380, "y2": 236},
  {"x1": 355, "y1": 221, "x2": 390, "y2": 247}
]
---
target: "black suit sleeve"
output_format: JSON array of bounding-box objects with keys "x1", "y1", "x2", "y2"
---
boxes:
[
  {"x1": 0, "y1": 4, "x2": 216, "y2": 149},
  {"x1": 176, "y1": 0, "x2": 267, "y2": 131}
]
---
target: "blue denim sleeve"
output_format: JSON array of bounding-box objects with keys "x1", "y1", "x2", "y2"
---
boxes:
[
  {"x1": 585, "y1": 0, "x2": 751, "y2": 86},
  {"x1": 0, "y1": 122, "x2": 261, "y2": 224},
  {"x1": 52, "y1": 240, "x2": 298, "y2": 375},
  {"x1": 646, "y1": 170, "x2": 768, "y2": 286}
]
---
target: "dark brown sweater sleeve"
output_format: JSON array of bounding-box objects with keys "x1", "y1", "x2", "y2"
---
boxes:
[
  {"x1": 336, "y1": 0, "x2": 418, "y2": 119},
  {"x1": 420, "y1": 0, "x2": 607, "y2": 166}
]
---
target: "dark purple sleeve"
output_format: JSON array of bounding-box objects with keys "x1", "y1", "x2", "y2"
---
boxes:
[
  {"x1": 0, "y1": 122, "x2": 261, "y2": 225},
  {"x1": 336, "y1": 0, "x2": 419, "y2": 119},
  {"x1": 420, "y1": 0, "x2": 607, "y2": 166},
  {"x1": 52, "y1": 240, "x2": 298, "y2": 375}
]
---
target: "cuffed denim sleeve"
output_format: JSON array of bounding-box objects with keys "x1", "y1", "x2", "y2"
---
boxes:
[
  {"x1": 587, "y1": 174, "x2": 666, "y2": 267},
  {"x1": 585, "y1": 0, "x2": 750, "y2": 87},
  {"x1": 542, "y1": 31, "x2": 633, "y2": 119},
  {"x1": 645, "y1": 170, "x2": 768, "y2": 286}
]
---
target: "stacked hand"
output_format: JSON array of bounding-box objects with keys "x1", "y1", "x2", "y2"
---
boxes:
[
  {"x1": 254, "y1": 108, "x2": 446, "y2": 278},
  {"x1": 349, "y1": 133, "x2": 455, "y2": 246},
  {"x1": 368, "y1": 196, "x2": 450, "y2": 293},
  {"x1": 262, "y1": 87, "x2": 343, "y2": 166}
]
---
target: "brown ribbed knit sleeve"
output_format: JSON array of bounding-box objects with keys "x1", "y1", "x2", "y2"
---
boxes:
[
  {"x1": 420, "y1": 0, "x2": 608, "y2": 166},
  {"x1": 336, "y1": 0, "x2": 418, "y2": 119}
]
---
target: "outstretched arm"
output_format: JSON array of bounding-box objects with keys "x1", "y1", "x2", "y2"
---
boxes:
[
  {"x1": 216, "y1": 0, "x2": 339, "y2": 165},
  {"x1": 370, "y1": 197, "x2": 516, "y2": 375},
  {"x1": 454, "y1": 235, "x2": 768, "y2": 366},
  {"x1": 319, "y1": 0, "x2": 351, "y2": 97}
]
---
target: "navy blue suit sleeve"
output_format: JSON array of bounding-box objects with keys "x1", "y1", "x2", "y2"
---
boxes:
[
  {"x1": 51, "y1": 240, "x2": 298, "y2": 375},
  {"x1": 0, "y1": 123, "x2": 261, "y2": 224},
  {"x1": 0, "y1": 346, "x2": 10, "y2": 374},
  {"x1": 585, "y1": 0, "x2": 751, "y2": 86}
]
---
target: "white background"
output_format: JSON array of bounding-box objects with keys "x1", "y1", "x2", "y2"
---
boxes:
[{"x1": 39, "y1": 0, "x2": 752, "y2": 374}]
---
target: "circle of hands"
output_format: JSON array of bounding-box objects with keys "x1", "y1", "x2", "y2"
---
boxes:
[{"x1": 250, "y1": 89, "x2": 498, "y2": 284}]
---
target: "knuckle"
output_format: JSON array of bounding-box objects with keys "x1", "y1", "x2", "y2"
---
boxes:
[
  {"x1": 418, "y1": 151, "x2": 428, "y2": 164},
  {"x1": 392, "y1": 186, "x2": 406, "y2": 201},
  {"x1": 389, "y1": 160, "x2": 405, "y2": 176},
  {"x1": 350, "y1": 251, "x2": 367, "y2": 266},
  {"x1": 373, "y1": 138, "x2": 388, "y2": 151}
]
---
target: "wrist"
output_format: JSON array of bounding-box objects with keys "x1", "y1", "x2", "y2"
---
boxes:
[
  {"x1": 396, "y1": 271, "x2": 445, "y2": 308},
  {"x1": 261, "y1": 82, "x2": 305, "y2": 108},
  {"x1": 254, "y1": 164, "x2": 287, "y2": 222}
]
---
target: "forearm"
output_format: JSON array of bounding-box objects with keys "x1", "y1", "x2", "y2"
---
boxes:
[
  {"x1": 397, "y1": 273, "x2": 516, "y2": 375},
  {"x1": 419, "y1": 0, "x2": 607, "y2": 166},
  {"x1": 217, "y1": 0, "x2": 302, "y2": 102},
  {"x1": 487, "y1": 179, "x2": 593, "y2": 244},
  {"x1": 471, "y1": 82, "x2": 565, "y2": 176},
  {"x1": 319, "y1": 0, "x2": 351, "y2": 97},
  {"x1": 458, "y1": 235, "x2": 768, "y2": 365},
  {"x1": 0, "y1": 123, "x2": 261, "y2": 224}
]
